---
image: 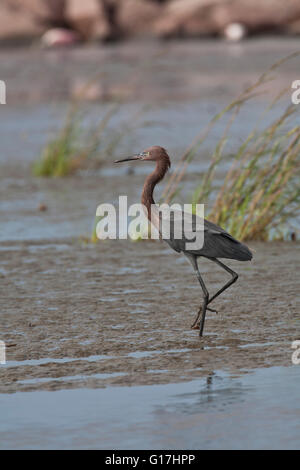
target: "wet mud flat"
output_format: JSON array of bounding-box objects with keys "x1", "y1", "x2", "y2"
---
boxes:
[{"x1": 0, "y1": 238, "x2": 299, "y2": 394}]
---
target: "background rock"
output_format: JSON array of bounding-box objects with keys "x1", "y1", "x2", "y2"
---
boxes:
[
  {"x1": 0, "y1": 0, "x2": 46, "y2": 41},
  {"x1": 116, "y1": 0, "x2": 163, "y2": 36},
  {"x1": 1, "y1": 0, "x2": 300, "y2": 43},
  {"x1": 65, "y1": 0, "x2": 111, "y2": 40},
  {"x1": 41, "y1": 28, "x2": 80, "y2": 47}
]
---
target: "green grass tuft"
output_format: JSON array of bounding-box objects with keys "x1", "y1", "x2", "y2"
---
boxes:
[
  {"x1": 162, "y1": 54, "x2": 300, "y2": 241},
  {"x1": 33, "y1": 102, "x2": 121, "y2": 177}
]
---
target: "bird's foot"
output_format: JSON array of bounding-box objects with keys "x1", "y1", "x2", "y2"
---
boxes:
[
  {"x1": 190, "y1": 305, "x2": 218, "y2": 330},
  {"x1": 207, "y1": 306, "x2": 218, "y2": 314},
  {"x1": 191, "y1": 307, "x2": 202, "y2": 329}
]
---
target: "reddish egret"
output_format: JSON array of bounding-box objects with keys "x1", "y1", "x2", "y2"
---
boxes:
[{"x1": 115, "y1": 146, "x2": 252, "y2": 336}]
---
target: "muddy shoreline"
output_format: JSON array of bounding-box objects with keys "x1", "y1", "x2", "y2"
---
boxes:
[{"x1": 1, "y1": 238, "x2": 299, "y2": 394}]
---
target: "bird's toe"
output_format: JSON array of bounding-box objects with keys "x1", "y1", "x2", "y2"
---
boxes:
[{"x1": 207, "y1": 306, "x2": 218, "y2": 314}]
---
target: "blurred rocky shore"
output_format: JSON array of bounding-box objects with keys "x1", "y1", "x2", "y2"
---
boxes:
[{"x1": 1, "y1": 0, "x2": 300, "y2": 46}]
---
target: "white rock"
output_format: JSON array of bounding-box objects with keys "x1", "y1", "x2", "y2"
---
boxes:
[
  {"x1": 41, "y1": 28, "x2": 80, "y2": 47},
  {"x1": 223, "y1": 23, "x2": 246, "y2": 42}
]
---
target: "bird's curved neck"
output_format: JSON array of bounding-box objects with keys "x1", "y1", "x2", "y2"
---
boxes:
[{"x1": 141, "y1": 159, "x2": 168, "y2": 218}]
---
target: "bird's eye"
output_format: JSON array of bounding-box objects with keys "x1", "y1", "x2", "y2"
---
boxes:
[{"x1": 139, "y1": 152, "x2": 149, "y2": 158}]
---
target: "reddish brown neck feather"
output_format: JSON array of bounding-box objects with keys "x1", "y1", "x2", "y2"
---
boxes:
[{"x1": 141, "y1": 158, "x2": 169, "y2": 219}]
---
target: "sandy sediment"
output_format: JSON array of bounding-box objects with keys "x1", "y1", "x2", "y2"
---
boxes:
[{"x1": 0, "y1": 238, "x2": 299, "y2": 393}]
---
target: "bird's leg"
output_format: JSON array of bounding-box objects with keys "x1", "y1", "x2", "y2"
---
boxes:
[
  {"x1": 196, "y1": 270, "x2": 209, "y2": 336},
  {"x1": 185, "y1": 254, "x2": 211, "y2": 336},
  {"x1": 207, "y1": 259, "x2": 238, "y2": 306}
]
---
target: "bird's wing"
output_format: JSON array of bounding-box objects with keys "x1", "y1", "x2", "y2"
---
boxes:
[{"x1": 150, "y1": 205, "x2": 252, "y2": 260}]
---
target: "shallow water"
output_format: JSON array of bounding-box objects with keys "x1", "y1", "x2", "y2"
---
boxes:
[{"x1": 0, "y1": 366, "x2": 299, "y2": 449}]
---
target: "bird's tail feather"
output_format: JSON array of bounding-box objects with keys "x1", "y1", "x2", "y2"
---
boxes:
[
  {"x1": 217, "y1": 233, "x2": 253, "y2": 261},
  {"x1": 191, "y1": 232, "x2": 253, "y2": 261}
]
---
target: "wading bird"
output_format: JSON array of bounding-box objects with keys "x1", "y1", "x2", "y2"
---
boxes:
[{"x1": 115, "y1": 146, "x2": 252, "y2": 336}]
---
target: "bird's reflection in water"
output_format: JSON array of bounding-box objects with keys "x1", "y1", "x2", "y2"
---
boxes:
[{"x1": 154, "y1": 371, "x2": 250, "y2": 416}]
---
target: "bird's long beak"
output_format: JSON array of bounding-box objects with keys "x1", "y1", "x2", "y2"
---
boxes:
[{"x1": 114, "y1": 155, "x2": 141, "y2": 163}]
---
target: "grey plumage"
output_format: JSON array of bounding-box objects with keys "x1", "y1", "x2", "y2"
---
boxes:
[{"x1": 160, "y1": 210, "x2": 252, "y2": 261}]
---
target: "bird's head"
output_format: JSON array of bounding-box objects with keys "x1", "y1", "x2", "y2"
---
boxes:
[{"x1": 115, "y1": 145, "x2": 171, "y2": 169}]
